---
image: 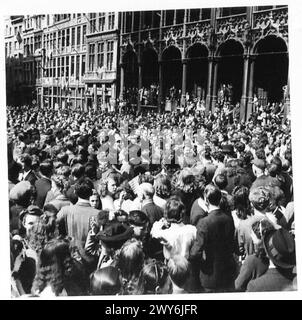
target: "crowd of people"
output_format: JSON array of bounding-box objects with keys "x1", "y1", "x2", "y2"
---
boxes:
[{"x1": 7, "y1": 96, "x2": 296, "y2": 297}]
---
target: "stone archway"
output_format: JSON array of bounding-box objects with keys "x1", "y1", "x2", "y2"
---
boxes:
[
  {"x1": 253, "y1": 35, "x2": 288, "y2": 103},
  {"x1": 186, "y1": 42, "x2": 209, "y2": 100}
]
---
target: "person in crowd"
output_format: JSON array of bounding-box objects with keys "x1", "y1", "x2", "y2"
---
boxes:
[
  {"x1": 136, "y1": 260, "x2": 173, "y2": 295},
  {"x1": 189, "y1": 184, "x2": 236, "y2": 292},
  {"x1": 235, "y1": 219, "x2": 275, "y2": 291},
  {"x1": 153, "y1": 174, "x2": 171, "y2": 210},
  {"x1": 89, "y1": 190, "x2": 102, "y2": 210},
  {"x1": 9, "y1": 181, "x2": 36, "y2": 232},
  {"x1": 17, "y1": 153, "x2": 37, "y2": 186},
  {"x1": 138, "y1": 183, "x2": 163, "y2": 226},
  {"x1": 115, "y1": 238, "x2": 145, "y2": 295},
  {"x1": 100, "y1": 175, "x2": 119, "y2": 212},
  {"x1": 89, "y1": 266, "x2": 122, "y2": 296},
  {"x1": 246, "y1": 228, "x2": 296, "y2": 292},
  {"x1": 167, "y1": 255, "x2": 190, "y2": 294},
  {"x1": 32, "y1": 238, "x2": 87, "y2": 296},
  {"x1": 34, "y1": 160, "x2": 53, "y2": 209},
  {"x1": 45, "y1": 174, "x2": 72, "y2": 212},
  {"x1": 151, "y1": 196, "x2": 196, "y2": 261},
  {"x1": 56, "y1": 177, "x2": 101, "y2": 267}
]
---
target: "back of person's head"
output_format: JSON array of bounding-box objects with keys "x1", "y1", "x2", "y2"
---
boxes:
[
  {"x1": 164, "y1": 196, "x2": 185, "y2": 223},
  {"x1": 40, "y1": 160, "x2": 53, "y2": 178},
  {"x1": 140, "y1": 183, "x2": 155, "y2": 199},
  {"x1": 85, "y1": 164, "x2": 97, "y2": 180},
  {"x1": 204, "y1": 184, "x2": 222, "y2": 207},
  {"x1": 271, "y1": 156, "x2": 282, "y2": 174},
  {"x1": 74, "y1": 177, "x2": 94, "y2": 199},
  {"x1": 154, "y1": 174, "x2": 171, "y2": 199},
  {"x1": 249, "y1": 187, "x2": 271, "y2": 212},
  {"x1": 20, "y1": 153, "x2": 32, "y2": 168},
  {"x1": 232, "y1": 186, "x2": 251, "y2": 219},
  {"x1": 167, "y1": 255, "x2": 190, "y2": 289},
  {"x1": 57, "y1": 152, "x2": 68, "y2": 165},
  {"x1": 90, "y1": 266, "x2": 121, "y2": 295},
  {"x1": 255, "y1": 148, "x2": 266, "y2": 160},
  {"x1": 55, "y1": 165, "x2": 71, "y2": 178},
  {"x1": 138, "y1": 173, "x2": 154, "y2": 185},
  {"x1": 52, "y1": 174, "x2": 71, "y2": 196},
  {"x1": 116, "y1": 238, "x2": 144, "y2": 280},
  {"x1": 71, "y1": 163, "x2": 85, "y2": 179},
  {"x1": 176, "y1": 168, "x2": 195, "y2": 193},
  {"x1": 214, "y1": 174, "x2": 228, "y2": 190},
  {"x1": 137, "y1": 260, "x2": 172, "y2": 295},
  {"x1": 213, "y1": 151, "x2": 225, "y2": 163}
]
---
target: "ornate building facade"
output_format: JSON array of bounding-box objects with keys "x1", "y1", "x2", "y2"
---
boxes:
[
  {"x1": 119, "y1": 6, "x2": 289, "y2": 120},
  {"x1": 5, "y1": 13, "x2": 119, "y2": 110}
]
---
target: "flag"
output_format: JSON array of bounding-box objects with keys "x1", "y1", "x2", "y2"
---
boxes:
[{"x1": 16, "y1": 31, "x2": 22, "y2": 44}]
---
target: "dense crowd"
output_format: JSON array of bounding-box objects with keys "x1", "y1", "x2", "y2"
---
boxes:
[{"x1": 7, "y1": 97, "x2": 296, "y2": 297}]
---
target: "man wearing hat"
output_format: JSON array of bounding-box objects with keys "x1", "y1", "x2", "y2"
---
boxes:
[
  {"x1": 247, "y1": 228, "x2": 296, "y2": 292},
  {"x1": 9, "y1": 181, "x2": 35, "y2": 232}
]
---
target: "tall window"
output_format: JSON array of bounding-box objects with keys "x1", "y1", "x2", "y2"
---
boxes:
[
  {"x1": 176, "y1": 9, "x2": 185, "y2": 24},
  {"x1": 76, "y1": 55, "x2": 80, "y2": 79},
  {"x1": 82, "y1": 25, "x2": 87, "y2": 44},
  {"x1": 144, "y1": 11, "x2": 152, "y2": 29},
  {"x1": 165, "y1": 10, "x2": 174, "y2": 26},
  {"x1": 71, "y1": 27, "x2": 75, "y2": 46},
  {"x1": 99, "y1": 13, "x2": 106, "y2": 31},
  {"x1": 97, "y1": 42, "x2": 104, "y2": 67},
  {"x1": 153, "y1": 11, "x2": 160, "y2": 28},
  {"x1": 66, "y1": 28, "x2": 70, "y2": 47},
  {"x1": 108, "y1": 12, "x2": 115, "y2": 29},
  {"x1": 71, "y1": 55, "x2": 75, "y2": 77},
  {"x1": 189, "y1": 9, "x2": 200, "y2": 22},
  {"x1": 76, "y1": 26, "x2": 81, "y2": 46},
  {"x1": 133, "y1": 11, "x2": 140, "y2": 31},
  {"x1": 90, "y1": 13, "x2": 97, "y2": 32},
  {"x1": 201, "y1": 8, "x2": 211, "y2": 20},
  {"x1": 53, "y1": 57, "x2": 56, "y2": 78},
  {"x1": 62, "y1": 29, "x2": 65, "y2": 49},
  {"x1": 61, "y1": 56, "x2": 65, "y2": 77},
  {"x1": 125, "y1": 12, "x2": 132, "y2": 32},
  {"x1": 57, "y1": 56, "x2": 60, "y2": 77},
  {"x1": 58, "y1": 30, "x2": 61, "y2": 51},
  {"x1": 88, "y1": 43, "x2": 95, "y2": 71},
  {"x1": 106, "y1": 41, "x2": 114, "y2": 70},
  {"x1": 66, "y1": 56, "x2": 69, "y2": 78},
  {"x1": 81, "y1": 55, "x2": 86, "y2": 76}
]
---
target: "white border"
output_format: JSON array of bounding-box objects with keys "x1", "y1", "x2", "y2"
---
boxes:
[{"x1": 0, "y1": 0, "x2": 301, "y2": 300}]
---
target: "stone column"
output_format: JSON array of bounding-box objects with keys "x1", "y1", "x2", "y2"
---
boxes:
[
  {"x1": 240, "y1": 54, "x2": 250, "y2": 121},
  {"x1": 158, "y1": 60, "x2": 163, "y2": 110},
  {"x1": 211, "y1": 57, "x2": 219, "y2": 110},
  {"x1": 246, "y1": 55, "x2": 255, "y2": 120},
  {"x1": 205, "y1": 56, "x2": 213, "y2": 114},
  {"x1": 119, "y1": 63, "x2": 125, "y2": 100},
  {"x1": 93, "y1": 83, "x2": 97, "y2": 112},
  {"x1": 181, "y1": 59, "x2": 187, "y2": 107},
  {"x1": 137, "y1": 61, "x2": 142, "y2": 113}
]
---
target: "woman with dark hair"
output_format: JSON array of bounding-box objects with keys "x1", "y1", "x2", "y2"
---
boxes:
[
  {"x1": 153, "y1": 174, "x2": 171, "y2": 211},
  {"x1": 90, "y1": 266, "x2": 122, "y2": 295},
  {"x1": 235, "y1": 219, "x2": 275, "y2": 291},
  {"x1": 32, "y1": 238, "x2": 86, "y2": 296},
  {"x1": 150, "y1": 196, "x2": 196, "y2": 261},
  {"x1": 231, "y1": 186, "x2": 253, "y2": 230},
  {"x1": 172, "y1": 168, "x2": 199, "y2": 224},
  {"x1": 136, "y1": 260, "x2": 172, "y2": 295},
  {"x1": 115, "y1": 238, "x2": 145, "y2": 295}
]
